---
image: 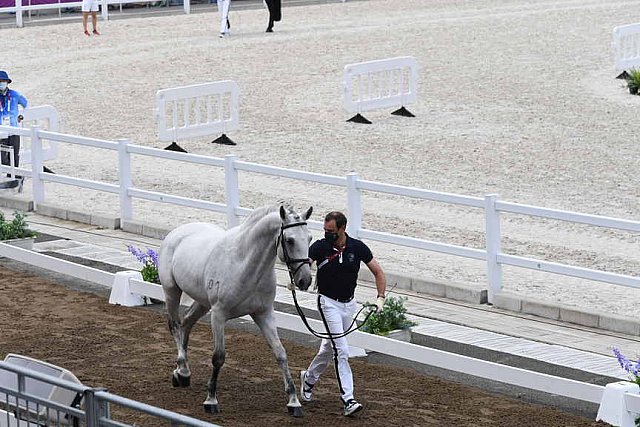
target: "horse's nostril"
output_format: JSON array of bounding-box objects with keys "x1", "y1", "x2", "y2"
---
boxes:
[{"x1": 298, "y1": 277, "x2": 310, "y2": 290}]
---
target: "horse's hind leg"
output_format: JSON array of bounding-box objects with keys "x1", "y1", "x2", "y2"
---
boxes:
[
  {"x1": 204, "y1": 310, "x2": 226, "y2": 414},
  {"x1": 166, "y1": 293, "x2": 209, "y2": 387},
  {"x1": 251, "y1": 310, "x2": 303, "y2": 417}
]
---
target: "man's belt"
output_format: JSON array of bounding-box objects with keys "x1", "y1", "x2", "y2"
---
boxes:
[{"x1": 321, "y1": 294, "x2": 354, "y2": 303}]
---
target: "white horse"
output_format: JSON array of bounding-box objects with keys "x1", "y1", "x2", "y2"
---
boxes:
[{"x1": 158, "y1": 205, "x2": 313, "y2": 417}]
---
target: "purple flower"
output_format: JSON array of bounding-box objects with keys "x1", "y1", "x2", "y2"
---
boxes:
[
  {"x1": 127, "y1": 245, "x2": 158, "y2": 268},
  {"x1": 613, "y1": 347, "x2": 640, "y2": 383},
  {"x1": 146, "y1": 248, "x2": 158, "y2": 269}
]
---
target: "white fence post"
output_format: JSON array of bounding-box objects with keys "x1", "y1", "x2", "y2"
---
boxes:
[
  {"x1": 183, "y1": 0, "x2": 190, "y2": 14},
  {"x1": 30, "y1": 126, "x2": 44, "y2": 208},
  {"x1": 346, "y1": 172, "x2": 362, "y2": 238},
  {"x1": 485, "y1": 194, "x2": 502, "y2": 304},
  {"x1": 118, "y1": 139, "x2": 133, "y2": 221},
  {"x1": 15, "y1": 0, "x2": 23, "y2": 28},
  {"x1": 101, "y1": 0, "x2": 108, "y2": 21},
  {"x1": 224, "y1": 154, "x2": 240, "y2": 228}
]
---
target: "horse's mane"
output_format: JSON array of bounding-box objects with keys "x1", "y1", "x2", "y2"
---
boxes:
[{"x1": 240, "y1": 204, "x2": 299, "y2": 230}]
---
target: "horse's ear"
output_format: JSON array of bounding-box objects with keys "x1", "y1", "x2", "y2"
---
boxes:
[
  {"x1": 279, "y1": 205, "x2": 286, "y2": 220},
  {"x1": 303, "y1": 206, "x2": 313, "y2": 220}
]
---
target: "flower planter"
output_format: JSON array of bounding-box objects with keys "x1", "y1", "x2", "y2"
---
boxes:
[
  {"x1": 596, "y1": 381, "x2": 640, "y2": 425},
  {"x1": 629, "y1": 85, "x2": 639, "y2": 95},
  {"x1": 2, "y1": 237, "x2": 35, "y2": 250}
]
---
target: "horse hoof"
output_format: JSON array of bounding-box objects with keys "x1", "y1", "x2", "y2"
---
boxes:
[
  {"x1": 266, "y1": 27, "x2": 273, "y2": 33},
  {"x1": 204, "y1": 403, "x2": 220, "y2": 414},
  {"x1": 288, "y1": 406, "x2": 303, "y2": 417},
  {"x1": 171, "y1": 372, "x2": 190, "y2": 387}
]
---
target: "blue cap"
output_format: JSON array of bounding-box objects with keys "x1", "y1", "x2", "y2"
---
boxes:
[{"x1": 0, "y1": 71, "x2": 11, "y2": 84}]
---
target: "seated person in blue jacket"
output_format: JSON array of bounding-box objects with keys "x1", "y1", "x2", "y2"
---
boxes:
[{"x1": 0, "y1": 71, "x2": 28, "y2": 178}]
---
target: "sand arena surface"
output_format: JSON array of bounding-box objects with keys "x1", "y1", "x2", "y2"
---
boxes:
[
  {"x1": 3, "y1": 0, "x2": 640, "y2": 315},
  {"x1": 0, "y1": 265, "x2": 608, "y2": 426}
]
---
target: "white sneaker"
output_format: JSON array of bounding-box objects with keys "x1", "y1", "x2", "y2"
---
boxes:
[
  {"x1": 300, "y1": 370, "x2": 313, "y2": 402},
  {"x1": 343, "y1": 399, "x2": 363, "y2": 417}
]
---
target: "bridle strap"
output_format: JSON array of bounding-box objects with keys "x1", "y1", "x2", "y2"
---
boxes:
[
  {"x1": 281, "y1": 221, "x2": 307, "y2": 230},
  {"x1": 278, "y1": 221, "x2": 311, "y2": 284}
]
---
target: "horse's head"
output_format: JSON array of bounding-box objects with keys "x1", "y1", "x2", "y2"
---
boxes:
[{"x1": 278, "y1": 205, "x2": 313, "y2": 291}]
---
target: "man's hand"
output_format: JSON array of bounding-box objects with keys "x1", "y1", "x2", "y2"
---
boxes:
[
  {"x1": 375, "y1": 295, "x2": 385, "y2": 312},
  {"x1": 17, "y1": 115, "x2": 23, "y2": 123},
  {"x1": 287, "y1": 281, "x2": 296, "y2": 291}
]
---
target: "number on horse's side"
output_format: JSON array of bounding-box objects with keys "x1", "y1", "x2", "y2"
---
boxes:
[{"x1": 158, "y1": 205, "x2": 313, "y2": 417}]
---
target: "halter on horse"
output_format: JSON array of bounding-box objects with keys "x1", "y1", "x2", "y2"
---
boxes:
[{"x1": 158, "y1": 205, "x2": 313, "y2": 417}]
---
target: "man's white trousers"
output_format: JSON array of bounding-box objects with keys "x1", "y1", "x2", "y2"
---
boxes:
[
  {"x1": 305, "y1": 295, "x2": 358, "y2": 403},
  {"x1": 218, "y1": 0, "x2": 230, "y2": 35}
]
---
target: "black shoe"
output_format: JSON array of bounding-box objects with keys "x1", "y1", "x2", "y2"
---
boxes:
[{"x1": 343, "y1": 399, "x2": 363, "y2": 416}]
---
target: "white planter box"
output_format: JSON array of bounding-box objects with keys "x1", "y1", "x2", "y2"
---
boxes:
[
  {"x1": 386, "y1": 328, "x2": 412, "y2": 342},
  {"x1": 352, "y1": 328, "x2": 413, "y2": 358},
  {"x1": 3, "y1": 236, "x2": 35, "y2": 250}
]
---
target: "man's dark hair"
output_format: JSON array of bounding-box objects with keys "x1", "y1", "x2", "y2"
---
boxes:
[{"x1": 324, "y1": 211, "x2": 347, "y2": 229}]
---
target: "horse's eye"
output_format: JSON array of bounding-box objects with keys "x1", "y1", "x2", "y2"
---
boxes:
[{"x1": 286, "y1": 238, "x2": 294, "y2": 245}]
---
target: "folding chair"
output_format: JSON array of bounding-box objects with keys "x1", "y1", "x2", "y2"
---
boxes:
[{"x1": 0, "y1": 354, "x2": 84, "y2": 426}]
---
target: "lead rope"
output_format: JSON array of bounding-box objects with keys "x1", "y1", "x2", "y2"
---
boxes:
[
  {"x1": 290, "y1": 288, "x2": 376, "y2": 340},
  {"x1": 278, "y1": 221, "x2": 376, "y2": 339}
]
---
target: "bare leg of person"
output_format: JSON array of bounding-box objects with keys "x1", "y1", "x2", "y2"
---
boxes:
[
  {"x1": 82, "y1": 12, "x2": 90, "y2": 35},
  {"x1": 92, "y1": 12, "x2": 99, "y2": 34}
]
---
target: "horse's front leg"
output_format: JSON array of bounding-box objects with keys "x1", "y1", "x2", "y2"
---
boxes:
[
  {"x1": 169, "y1": 301, "x2": 209, "y2": 387},
  {"x1": 204, "y1": 310, "x2": 226, "y2": 414},
  {"x1": 251, "y1": 310, "x2": 303, "y2": 417}
]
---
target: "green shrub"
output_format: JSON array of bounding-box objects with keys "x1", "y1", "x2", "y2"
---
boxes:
[
  {"x1": 0, "y1": 211, "x2": 37, "y2": 240},
  {"x1": 627, "y1": 68, "x2": 640, "y2": 94},
  {"x1": 361, "y1": 295, "x2": 417, "y2": 336}
]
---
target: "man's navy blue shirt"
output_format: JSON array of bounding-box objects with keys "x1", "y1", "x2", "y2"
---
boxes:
[{"x1": 309, "y1": 234, "x2": 373, "y2": 301}]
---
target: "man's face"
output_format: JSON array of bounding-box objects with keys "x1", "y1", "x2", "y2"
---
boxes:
[
  {"x1": 324, "y1": 220, "x2": 340, "y2": 235},
  {"x1": 324, "y1": 219, "x2": 345, "y2": 241}
]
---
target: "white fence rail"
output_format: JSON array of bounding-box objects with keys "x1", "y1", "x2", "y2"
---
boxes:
[
  {"x1": 343, "y1": 56, "x2": 419, "y2": 114},
  {"x1": 0, "y1": 243, "x2": 607, "y2": 409},
  {"x1": 155, "y1": 81, "x2": 240, "y2": 143},
  {"x1": 612, "y1": 23, "x2": 640, "y2": 71},
  {"x1": 0, "y1": 0, "x2": 189, "y2": 28},
  {"x1": 1, "y1": 124, "x2": 639, "y2": 304}
]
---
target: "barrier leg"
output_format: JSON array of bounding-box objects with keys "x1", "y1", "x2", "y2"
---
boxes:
[
  {"x1": 391, "y1": 106, "x2": 415, "y2": 117},
  {"x1": 346, "y1": 113, "x2": 372, "y2": 124}
]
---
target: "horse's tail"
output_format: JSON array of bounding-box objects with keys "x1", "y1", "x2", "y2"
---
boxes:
[{"x1": 158, "y1": 228, "x2": 184, "y2": 310}]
